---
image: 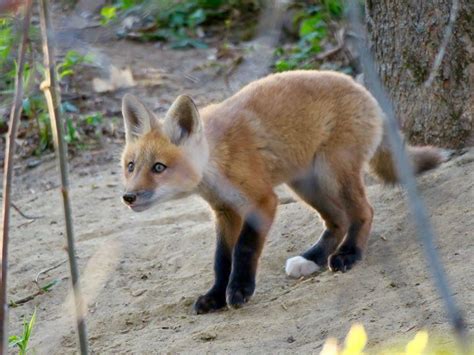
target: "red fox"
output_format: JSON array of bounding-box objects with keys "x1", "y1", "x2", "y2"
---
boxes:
[{"x1": 120, "y1": 70, "x2": 447, "y2": 314}]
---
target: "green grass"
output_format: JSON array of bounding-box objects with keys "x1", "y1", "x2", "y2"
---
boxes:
[{"x1": 8, "y1": 308, "x2": 37, "y2": 355}]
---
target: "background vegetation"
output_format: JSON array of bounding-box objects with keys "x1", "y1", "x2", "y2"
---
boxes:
[{"x1": 0, "y1": 0, "x2": 349, "y2": 164}]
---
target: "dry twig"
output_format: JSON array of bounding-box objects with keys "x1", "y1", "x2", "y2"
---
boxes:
[
  {"x1": 0, "y1": 2, "x2": 33, "y2": 353},
  {"x1": 34, "y1": 259, "x2": 68, "y2": 288},
  {"x1": 9, "y1": 276, "x2": 67, "y2": 308},
  {"x1": 38, "y1": 0, "x2": 89, "y2": 353},
  {"x1": 11, "y1": 202, "x2": 43, "y2": 220},
  {"x1": 315, "y1": 28, "x2": 346, "y2": 61}
]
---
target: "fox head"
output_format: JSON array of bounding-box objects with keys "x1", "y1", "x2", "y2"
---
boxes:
[{"x1": 120, "y1": 94, "x2": 209, "y2": 212}]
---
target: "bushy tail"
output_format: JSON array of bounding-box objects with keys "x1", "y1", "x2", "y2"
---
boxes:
[{"x1": 369, "y1": 132, "x2": 448, "y2": 184}]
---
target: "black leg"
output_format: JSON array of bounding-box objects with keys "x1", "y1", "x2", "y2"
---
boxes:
[
  {"x1": 193, "y1": 208, "x2": 241, "y2": 314},
  {"x1": 193, "y1": 237, "x2": 231, "y2": 314},
  {"x1": 302, "y1": 229, "x2": 341, "y2": 266},
  {"x1": 286, "y1": 173, "x2": 349, "y2": 277},
  {"x1": 328, "y1": 222, "x2": 363, "y2": 272},
  {"x1": 226, "y1": 213, "x2": 263, "y2": 308}
]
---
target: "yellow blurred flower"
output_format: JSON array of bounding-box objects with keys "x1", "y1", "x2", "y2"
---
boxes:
[
  {"x1": 342, "y1": 324, "x2": 367, "y2": 355},
  {"x1": 405, "y1": 331, "x2": 428, "y2": 355}
]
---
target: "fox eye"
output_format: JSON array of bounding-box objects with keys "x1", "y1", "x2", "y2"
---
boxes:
[
  {"x1": 127, "y1": 162, "x2": 134, "y2": 173},
  {"x1": 152, "y1": 162, "x2": 167, "y2": 174}
]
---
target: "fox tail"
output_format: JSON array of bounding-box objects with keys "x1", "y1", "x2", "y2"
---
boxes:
[{"x1": 369, "y1": 131, "x2": 449, "y2": 184}]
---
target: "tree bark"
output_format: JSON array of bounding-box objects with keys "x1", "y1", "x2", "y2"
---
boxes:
[{"x1": 366, "y1": 0, "x2": 473, "y2": 148}]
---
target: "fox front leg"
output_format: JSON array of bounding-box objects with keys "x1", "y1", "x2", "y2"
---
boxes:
[
  {"x1": 226, "y1": 195, "x2": 277, "y2": 308},
  {"x1": 193, "y1": 208, "x2": 242, "y2": 314}
]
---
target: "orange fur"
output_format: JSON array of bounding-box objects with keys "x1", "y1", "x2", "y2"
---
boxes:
[{"x1": 120, "y1": 70, "x2": 447, "y2": 311}]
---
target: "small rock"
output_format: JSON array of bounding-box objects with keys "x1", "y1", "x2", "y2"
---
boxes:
[
  {"x1": 132, "y1": 289, "x2": 147, "y2": 297},
  {"x1": 196, "y1": 331, "x2": 217, "y2": 342},
  {"x1": 26, "y1": 159, "x2": 41, "y2": 169},
  {"x1": 287, "y1": 336, "x2": 296, "y2": 343}
]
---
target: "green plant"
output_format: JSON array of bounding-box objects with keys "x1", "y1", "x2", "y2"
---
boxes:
[
  {"x1": 8, "y1": 308, "x2": 37, "y2": 355},
  {"x1": 274, "y1": 0, "x2": 344, "y2": 72},
  {"x1": 0, "y1": 18, "x2": 17, "y2": 92},
  {"x1": 100, "y1": 0, "x2": 143, "y2": 25},
  {"x1": 1, "y1": 18, "x2": 39, "y2": 93},
  {"x1": 63, "y1": 112, "x2": 104, "y2": 148},
  {"x1": 322, "y1": 0, "x2": 344, "y2": 18},
  {"x1": 1, "y1": 16, "x2": 103, "y2": 157},
  {"x1": 30, "y1": 51, "x2": 93, "y2": 154},
  {"x1": 0, "y1": 18, "x2": 13, "y2": 62},
  {"x1": 101, "y1": 0, "x2": 260, "y2": 48},
  {"x1": 83, "y1": 112, "x2": 103, "y2": 127},
  {"x1": 57, "y1": 50, "x2": 93, "y2": 79},
  {"x1": 65, "y1": 116, "x2": 79, "y2": 143},
  {"x1": 100, "y1": 5, "x2": 118, "y2": 25},
  {"x1": 36, "y1": 112, "x2": 53, "y2": 153}
]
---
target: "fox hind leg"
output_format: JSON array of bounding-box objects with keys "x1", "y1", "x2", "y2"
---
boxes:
[
  {"x1": 286, "y1": 165, "x2": 349, "y2": 278},
  {"x1": 328, "y1": 172, "x2": 373, "y2": 272}
]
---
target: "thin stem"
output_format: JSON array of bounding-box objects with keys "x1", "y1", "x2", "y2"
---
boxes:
[
  {"x1": 424, "y1": 0, "x2": 459, "y2": 87},
  {"x1": 38, "y1": 0, "x2": 89, "y2": 353},
  {"x1": 349, "y1": 0, "x2": 467, "y2": 348},
  {"x1": 0, "y1": 2, "x2": 33, "y2": 354}
]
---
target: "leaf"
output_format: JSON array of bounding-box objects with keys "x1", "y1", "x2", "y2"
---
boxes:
[
  {"x1": 41, "y1": 279, "x2": 60, "y2": 292},
  {"x1": 25, "y1": 308, "x2": 37, "y2": 344},
  {"x1": 169, "y1": 12, "x2": 186, "y2": 28},
  {"x1": 299, "y1": 15, "x2": 324, "y2": 37},
  {"x1": 84, "y1": 113, "x2": 103, "y2": 126},
  {"x1": 275, "y1": 59, "x2": 295, "y2": 72},
  {"x1": 199, "y1": 0, "x2": 224, "y2": 9},
  {"x1": 59, "y1": 69, "x2": 74, "y2": 78},
  {"x1": 62, "y1": 101, "x2": 79, "y2": 113},
  {"x1": 8, "y1": 335, "x2": 22, "y2": 347},
  {"x1": 65, "y1": 117, "x2": 79, "y2": 143},
  {"x1": 83, "y1": 54, "x2": 94, "y2": 63},
  {"x1": 119, "y1": 0, "x2": 136, "y2": 10},
  {"x1": 188, "y1": 8, "x2": 206, "y2": 27},
  {"x1": 100, "y1": 6, "x2": 117, "y2": 25},
  {"x1": 22, "y1": 97, "x2": 31, "y2": 115},
  {"x1": 323, "y1": 0, "x2": 344, "y2": 17}
]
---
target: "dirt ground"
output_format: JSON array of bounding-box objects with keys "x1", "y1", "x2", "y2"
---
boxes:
[{"x1": 4, "y1": 4, "x2": 473, "y2": 354}]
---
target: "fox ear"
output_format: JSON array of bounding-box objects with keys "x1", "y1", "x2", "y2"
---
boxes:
[
  {"x1": 163, "y1": 95, "x2": 202, "y2": 145},
  {"x1": 122, "y1": 94, "x2": 160, "y2": 142}
]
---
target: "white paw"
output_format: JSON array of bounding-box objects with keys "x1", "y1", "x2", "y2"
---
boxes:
[{"x1": 285, "y1": 256, "x2": 320, "y2": 278}]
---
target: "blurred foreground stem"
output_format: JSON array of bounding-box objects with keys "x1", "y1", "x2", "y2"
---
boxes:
[
  {"x1": 0, "y1": 1, "x2": 34, "y2": 354},
  {"x1": 38, "y1": 0, "x2": 89, "y2": 353}
]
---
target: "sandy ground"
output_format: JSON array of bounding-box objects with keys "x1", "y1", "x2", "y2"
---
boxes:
[
  {"x1": 6, "y1": 145, "x2": 474, "y2": 353},
  {"x1": 3, "y1": 5, "x2": 473, "y2": 354}
]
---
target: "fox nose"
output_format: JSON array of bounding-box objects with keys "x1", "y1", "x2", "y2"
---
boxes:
[{"x1": 122, "y1": 192, "x2": 137, "y2": 205}]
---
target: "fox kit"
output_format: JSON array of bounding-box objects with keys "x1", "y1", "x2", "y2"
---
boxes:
[{"x1": 120, "y1": 70, "x2": 446, "y2": 313}]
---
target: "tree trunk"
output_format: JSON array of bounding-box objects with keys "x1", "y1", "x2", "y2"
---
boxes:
[{"x1": 366, "y1": 0, "x2": 473, "y2": 148}]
